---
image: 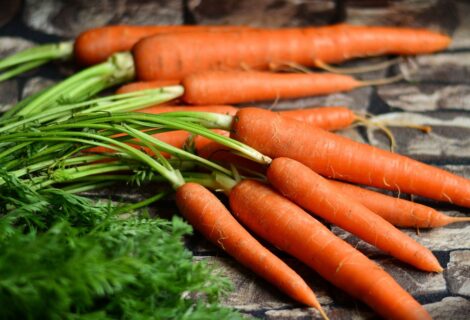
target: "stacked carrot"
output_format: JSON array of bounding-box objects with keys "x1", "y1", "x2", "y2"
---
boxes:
[{"x1": 11, "y1": 22, "x2": 468, "y2": 320}]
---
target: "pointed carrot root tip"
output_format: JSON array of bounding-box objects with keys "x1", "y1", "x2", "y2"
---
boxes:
[
  {"x1": 436, "y1": 266, "x2": 444, "y2": 273},
  {"x1": 317, "y1": 307, "x2": 330, "y2": 320}
]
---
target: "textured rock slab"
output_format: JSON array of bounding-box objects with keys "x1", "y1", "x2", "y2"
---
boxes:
[
  {"x1": 424, "y1": 297, "x2": 470, "y2": 320},
  {"x1": 264, "y1": 306, "x2": 374, "y2": 320},
  {"x1": 449, "y1": 0, "x2": 470, "y2": 49},
  {"x1": 397, "y1": 53, "x2": 470, "y2": 84},
  {"x1": 0, "y1": 36, "x2": 35, "y2": 59},
  {"x1": 197, "y1": 256, "x2": 333, "y2": 311},
  {"x1": 366, "y1": 112, "x2": 470, "y2": 162},
  {"x1": 0, "y1": 0, "x2": 21, "y2": 27},
  {"x1": 446, "y1": 250, "x2": 470, "y2": 297},
  {"x1": 0, "y1": 79, "x2": 18, "y2": 112},
  {"x1": 377, "y1": 83, "x2": 470, "y2": 111},
  {"x1": 23, "y1": 0, "x2": 183, "y2": 37},
  {"x1": 21, "y1": 76, "x2": 57, "y2": 99},
  {"x1": 345, "y1": 0, "x2": 456, "y2": 34},
  {"x1": 188, "y1": 0, "x2": 336, "y2": 27}
]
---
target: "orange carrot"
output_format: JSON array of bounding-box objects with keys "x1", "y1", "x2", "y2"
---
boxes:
[
  {"x1": 136, "y1": 105, "x2": 239, "y2": 116},
  {"x1": 229, "y1": 179, "x2": 431, "y2": 320},
  {"x1": 279, "y1": 106, "x2": 355, "y2": 131},
  {"x1": 266, "y1": 157, "x2": 441, "y2": 272},
  {"x1": 133, "y1": 24, "x2": 450, "y2": 81},
  {"x1": 230, "y1": 108, "x2": 470, "y2": 208},
  {"x1": 181, "y1": 71, "x2": 362, "y2": 105},
  {"x1": 328, "y1": 180, "x2": 470, "y2": 228},
  {"x1": 74, "y1": 25, "x2": 251, "y2": 66},
  {"x1": 85, "y1": 130, "x2": 191, "y2": 157},
  {"x1": 176, "y1": 182, "x2": 325, "y2": 315},
  {"x1": 116, "y1": 80, "x2": 181, "y2": 94}
]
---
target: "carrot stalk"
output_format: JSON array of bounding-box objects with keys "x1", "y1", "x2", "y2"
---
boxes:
[
  {"x1": 228, "y1": 179, "x2": 432, "y2": 320},
  {"x1": 266, "y1": 157, "x2": 442, "y2": 272},
  {"x1": 229, "y1": 108, "x2": 470, "y2": 208},
  {"x1": 176, "y1": 182, "x2": 326, "y2": 315},
  {"x1": 328, "y1": 180, "x2": 470, "y2": 228}
]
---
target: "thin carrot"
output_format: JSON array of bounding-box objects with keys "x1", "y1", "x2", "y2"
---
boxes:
[
  {"x1": 116, "y1": 79, "x2": 358, "y2": 131},
  {"x1": 116, "y1": 80, "x2": 181, "y2": 94},
  {"x1": 74, "y1": 25, "x2": 251, "y2": 66},
  {"x1": 181, "y1": 71, "x2": 363, "y2": 105},
  {"x1": 278, "y1": 106, "x2": 356, "y2": 131},
  {"x1": 228, "y1": 179, "x2": 431, "y2": 320},
  {"x1": 133, "y1": 24, "x2": 450, "y2": 81},
  {"x1": 266, "y1": 157, "x2": 441, "y2": 272},
  {"x1": 136, "y1": 104, "x2": 356, "y2": 131},
  {"x1": 328, "y1": 180, "x2": 470, "y2": 228},
  {"x1": 230, "y1": 108, "x2": 470, "y2": 208},
  {"x1": 176, "y1": 182, "x2": 326, "y2": 316}
]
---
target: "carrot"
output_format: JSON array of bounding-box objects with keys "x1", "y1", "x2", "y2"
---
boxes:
[
  {"x1": 133, "y1": 24, "x2": 450, "y2": 81},
  {"x1": 116, "y1": 80, "x2": 181, "y2": 94},
  {"x1": 84, "y1": 130, "x2": 191, "y2": 157},
  {"x1": 136, "y1": 105, "x2": 239, "y2": 116},
  {"x1": 230, "y1": 108, "x2": 470, "y2": 208},
  {"x1": 279, "y1": 106, "x2": 355, "y2": 131},
  {"x1": 74, "y1": 25, "x2": 251, "y2": 66},
  {"x1": 137, "y1": 104, "x2": 356, "y2": 131},
  {"x1": 175, "y1": 182, "x2": 326, "y2": 316},
  {"x1": 328, "y1": 180, "x2": 470, "y2": 228},
  {"x1": 229, "y1": 179, "x2": 431, "y2": 320},
  {"x1": 181, "y1": 71, "x2": 362, "y2": 105},
  {"x1": 266, "y1": 157, "x2": 441, "y2": 272}
]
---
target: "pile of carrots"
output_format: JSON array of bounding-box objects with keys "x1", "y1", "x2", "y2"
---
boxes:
[{"x1": 7, "y1": 22, "x2": 470, "y2": 320}]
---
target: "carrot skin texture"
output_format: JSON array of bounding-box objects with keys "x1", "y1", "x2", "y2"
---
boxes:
[
  {"x1": 181, "y1": 71, "x2": 362, "y2": 105},
  {"x1": 229, "y1": 180, "x2": 431, "y2": 320},
  {"x1": 116, "y1": 80, "x2": 181, "y2": 94},
  {"x1": 115, "y1": 79, "x2": 357, "y2": 130},
  {"x1": 133, "y1": 24, "x2": 450, "y2": 81},
  {"x1": 74, "y1": 25, "x2": 251, "y2": 66},
  {"x1": 231, "y1": 108, "x2": 470, "y2": 208},
  {"x1": 267, "y1": 157, "x2": 441, "y2": 272},
  {"x1": 329, "y1": 180, "x2": 470, "y2": 228},
  {"x1": 278, "y1": 106, "x2": 355, "y2": 131},
  {"x1": 176, "y1": 182, "x2": 322, "y2": 309}
]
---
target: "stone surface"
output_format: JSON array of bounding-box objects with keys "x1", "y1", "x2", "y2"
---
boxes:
[
  {"x1": 377, "y1": 83, "x2": 470, "y2": 111},
  {"x1": 196, "y1": 256, "x2": 334, "y2": 310},
  {"x1": 188, "y1": 0, "x2": 337, "y2": 27},
  {"x1": 0, "y1": 79, "x2": 18, "y2": 112},
  {"x1": 0, "y1": 36, "x2": 35, "y2": 59},
  {"x1": 345, "y1": 0, "x2": 456, "y2": 34},
  {"x1": 448, "y1": 0, "x2": 470, "y2": 49},
  {"x1": 446, "y1": 250, "x2": 470, "y2": 297},
  {"x1": 366, "y1": 112, "x2": 470, "y2": 162},
  {"x1": 23, "y1": 0, "x2": 183, "y2": 38},
  {"x1": 21, "y1": 76, "x2": 57, "y2": 99},
  {"x1": 0, "y1": 0, "x2": 21, "y2": 28},
  {"x1": 396, "y1": 52, "x2": 470, "y2": 84},
  {"x1": 425, "y1": 297, "x2": 470, "y2": 320}
]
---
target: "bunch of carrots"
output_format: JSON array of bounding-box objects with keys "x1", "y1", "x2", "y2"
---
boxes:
[{"x1": 1, "y1": 22, "x2": 468, "y2": 320}]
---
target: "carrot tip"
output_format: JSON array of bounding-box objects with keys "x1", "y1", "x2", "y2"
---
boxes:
[{"x1": 317, "y1": 307, "x2": 330, "y2": 320}]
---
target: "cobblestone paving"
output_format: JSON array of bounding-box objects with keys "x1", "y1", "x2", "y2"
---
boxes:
[{"x1": 1, "y1": 0, "x2": 469, "y2": 319}]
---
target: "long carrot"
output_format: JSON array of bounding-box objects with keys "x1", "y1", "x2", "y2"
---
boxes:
[
  {"x1": 116, "y1": 80, "x2": 181, "y2": 94},
  {"x1": 266, "y1": 157, "x2": 441, "y2": 272},
  {"x1": 74, "y1": 25, "x2": 251, "y2": 66},
  {"x1": 181, "y1": 71, "x2": 363, "y2": 105},
  {"x1": 230, "y1": 108, "x2": 470, "y2": 208},
  {"x1": 133, "y1": 24, "x2": 450, "y2": 81},
  {"x1": 176, "y1": 182, "x2": 326, "y2": 317},
  {"x1": 328, "y1": 180, "x2": 470, "y2": 228},
  {"x1": 228, "y1": 179, "x2": 431, "y2": 320}
]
